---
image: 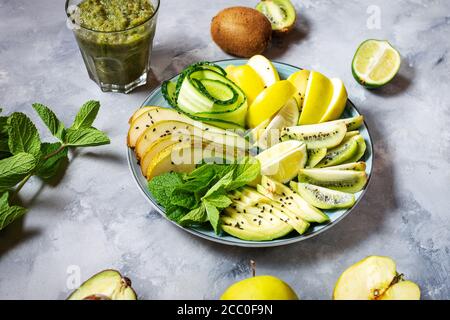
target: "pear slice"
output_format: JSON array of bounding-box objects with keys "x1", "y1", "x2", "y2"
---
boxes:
[
  {"x1": 333, "y1": 256, "x2": 421, "y2": 300},
  {"x1": 68, "y1": 270, "x2": 137, "y2": 300},
  {"x1": 380, "y1": 281, "x2": 421, "y2": 300}
]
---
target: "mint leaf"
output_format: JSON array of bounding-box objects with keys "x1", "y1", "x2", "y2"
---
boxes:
[
  {"x1": 226, "y1": 157, "x2": 261, "y2": 191},
  {"x1": 203, "y1": 169, "x2": 235, "y2": 199},
  {"x1": 71, "y1": 100, "x2": 100, "y2": 130},
  {"x1": 32, "y1": 103, "x2": 65, "y2": 141},
  {"x1": 166, "y1": 205, "x2": 188, "y2": 222},
  {"x1": 204, "y1": 200, "x2": 221, "y2": 234},
  {"x1": 36, "y1": 142, "x2": 68, "y2": 180},
  {"x1": 0, "y1": 192, "x2": 27, "y2": 231},
  {"x1": 203, "y1": 194, "x2": 232, "y2": 209},
  {"x1": 0, "y1": 116, "x2": 9, "y2": 154},
  {"x1": 171, "y1": 190, "x2": 199, "y2": 209},
  {"x1": 179, "y1": 204, "x2": 207, "y2": 226},
  {"x1": 65, "y1": 127, "x2": 110, "y2": 147},
  {"x1": 148, "y1": 172, "x2": 184, "y2": 208},
  {"x1": 7, "y1": 112, "x2": 41, "y2": 158},
  {"x1": 0, "y1": 153, "x2": 36, "y2": 191}
]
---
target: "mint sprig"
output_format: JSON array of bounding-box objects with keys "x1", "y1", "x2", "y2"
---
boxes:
[
  {"x1": 0, "y1": 101, "x2": 110, "y2": 232},
  {"x1": 148, "y1": 157, "x2": 261, "y2": 234}
]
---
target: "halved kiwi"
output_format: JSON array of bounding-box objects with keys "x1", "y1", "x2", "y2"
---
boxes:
[{"x1": 256, "y1": 0, "x2": 296, "y2": 35}]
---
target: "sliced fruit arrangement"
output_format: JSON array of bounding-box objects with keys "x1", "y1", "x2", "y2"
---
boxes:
[
  {"x1": 333, "y1": 256, "x2": 420, "y2": 300},
  {"x1": 68, "y1": 270, "x2": 137, "y2": 300},
  {"x1": 352, "y1": 39, "x2": 401, "y2": 89},
  {"x1": 128, "y1": 55, "x2": 371, "y2": 242}
]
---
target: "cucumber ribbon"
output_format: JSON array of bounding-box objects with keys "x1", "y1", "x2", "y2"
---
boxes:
[{"x1": 162, "y1": 62, "x2": 248, "y2": 129}]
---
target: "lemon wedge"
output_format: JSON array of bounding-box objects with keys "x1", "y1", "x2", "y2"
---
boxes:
[
  {"x1": 225, "y1": 65, "x2": 265, "y2": 105},
  {"x1": 298, "y1": 71, "x2": 334, "y2": 125},
  {"x1": 256, "y1": 140, "x2": 307, "y2": 183},
  {"x1": 319, "y1": 78, "x2": 348, "y2": 122},
  {"x1": 247, "y1": 55, "x2": 280, "y2": 87},
  {"x1": 247, "y1": 80, "x2": 296, "y2": 128}
]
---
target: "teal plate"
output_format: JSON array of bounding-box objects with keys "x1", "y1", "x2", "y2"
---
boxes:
[{"x1": 127, "y1": 59, "x2": 373, "y2": 247}]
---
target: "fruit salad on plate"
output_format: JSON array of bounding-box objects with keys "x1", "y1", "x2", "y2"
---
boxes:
[{"x1": 127, "y1": 55, "x2": 370, "y2": 242}]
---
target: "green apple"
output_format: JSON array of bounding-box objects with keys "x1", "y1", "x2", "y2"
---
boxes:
[
  {"x1": 333, "y1": 256, "x2": 420, "y2": 300},
  {"x1": 221, "y1": 262, "x2": 298, "y2": 301}
]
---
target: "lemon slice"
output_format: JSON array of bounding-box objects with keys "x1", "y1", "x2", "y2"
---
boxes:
[
  {"x1": 298, "y1": 71, "x2": 334, "y2": 125},
  {"x1": 287, "y1": 70, "x2": 310, "y2": 110},
  {"x1": 319, "y1": 78, "x2": 348, "y2": 122},
  {"x1": 256, "y1": 140, "x2": 307, "y2": 183},
  {"x1": 225, "y1": 65, "x2": 265, "y2": 105},
  {"x1": 247, "y1": 80, "x2": 296, "y2": 128},
  {"x1": 257, "y1": 97, "x2": 299, "y2": 149},
  {"x1": 247, "y1": 55, "x2": 280, "y2": 87},
  {"x1": 352, "y1": 39, "x2": 401, "y2": 88}
]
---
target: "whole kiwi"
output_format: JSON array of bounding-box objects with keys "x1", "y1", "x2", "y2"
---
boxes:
[{"x1": 211, "y1": 7, "x2": 272, "y2": 58}]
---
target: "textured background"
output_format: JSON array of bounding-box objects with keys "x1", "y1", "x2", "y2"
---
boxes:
[{"x1": 0, "y1": 0, "x2": 449, "y2": 299}]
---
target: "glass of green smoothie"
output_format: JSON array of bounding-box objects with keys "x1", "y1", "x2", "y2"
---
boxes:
[{"x1": 66, "y1": 0, "x2": 159, "y2": 93}]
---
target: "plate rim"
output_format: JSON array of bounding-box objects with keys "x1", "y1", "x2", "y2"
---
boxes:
[{"x1": 127, "y1": 59, "x2": 374, "y2": 248}]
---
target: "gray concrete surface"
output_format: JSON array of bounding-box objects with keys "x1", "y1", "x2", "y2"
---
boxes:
[{"x1": 0, "y1": 0, "x2": 449, "y2": 299}]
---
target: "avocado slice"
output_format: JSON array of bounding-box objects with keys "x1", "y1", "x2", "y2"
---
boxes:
[
  {"x1": 67, "y1": 270, "x2": 137, "y2": 300},
  {"x1": 221, "y1": 206, "x2": 293, "y2": 241},
  {"x1": 231, "y1": 199, "x2": 309, "y2": 234}
]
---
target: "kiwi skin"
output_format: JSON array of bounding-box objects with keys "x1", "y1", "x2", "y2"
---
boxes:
[{"x1": 211, "y1": 7, "x2": 272, "y2": 58}]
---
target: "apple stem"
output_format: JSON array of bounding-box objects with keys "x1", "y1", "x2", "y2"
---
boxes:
[{"x1": 250, "y1": 260, "x2": 256, "y2": 277}]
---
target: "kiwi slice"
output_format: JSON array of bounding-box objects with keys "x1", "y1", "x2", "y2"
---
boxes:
[
  {"x1": 316, "y1": 137, "x2": 359, "y2": 168},
  {"x1": 345, "y1": 135, "x2": 367, "y2": 163},
  {"x1": 298, "y1": 168, "x2": 368, "y2": 193},
  {"x1": 306, "y1": 148, "x2": 327, "y2": 168},
  {"x1": 256, "y1": 0, "x2": 296, "y2": 35},
  {"x1": 325, "y1": 162, "x2": 366, "y2": 171},
  {"x1": 292, "y1": 182, "x2": 356, "y2": 209},
  {"x1": 281, "y1": 122, "x2": 347, "y2": 149}
]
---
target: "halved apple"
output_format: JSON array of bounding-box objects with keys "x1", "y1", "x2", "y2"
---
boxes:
[
  {"x1": 247, "y1": 80, "x2": 296, "y2": 128},
  {"x1": 225, "y1": 65, "x2": 265, "y2": 105},
  {"x1": 319, "y1": 78, "x2": 348, "y2": 122},
  {"x1": 298, "y1": 71, "x2": 334, "y2": 125},
  {"x1": 380, "y1": 281, "x2": 421, "y2": 300},
  {"x1": 247, "y1": 55, "x2": 280, "y2": 87},
  {"x1": 287, "y1": 70, "x2": 310, "y2": 109},
  {"x1": 333, "y1": 256, "x2": 420, "y2": 300}
]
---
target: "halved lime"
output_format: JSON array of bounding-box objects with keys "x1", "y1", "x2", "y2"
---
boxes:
[{"x1": 352, "y1": 39, "x2": 401, "y2": 88}]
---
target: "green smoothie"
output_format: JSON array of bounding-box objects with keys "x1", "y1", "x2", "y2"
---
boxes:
[{"x1": 69, "y1": 0, "x2": 158, "y2": 92}]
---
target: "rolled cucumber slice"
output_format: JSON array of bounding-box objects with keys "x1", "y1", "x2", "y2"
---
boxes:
[{"x1": 162, "y1": 62, "x2": 248, "y2": 129}]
